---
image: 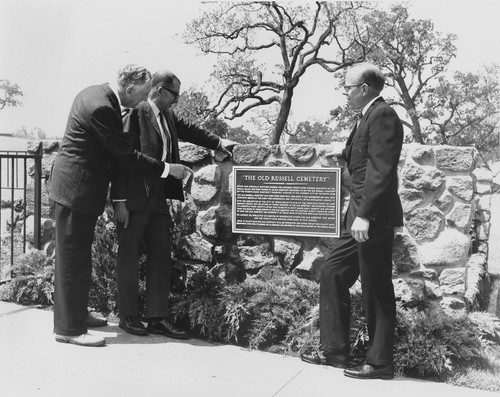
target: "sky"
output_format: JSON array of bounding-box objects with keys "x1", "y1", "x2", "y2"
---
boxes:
[{"x1": 0, "y1": 0, "x2": 499, "y2": 138}]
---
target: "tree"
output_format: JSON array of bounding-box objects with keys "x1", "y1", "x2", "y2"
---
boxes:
[
  {"x1": 331, "y1": 4, "x2": 457, "y2": 143},
  {"x1": 0, "y1": 79, "x2": 23, "y2": 111},
  {"x1": 288, "y1": 120, "x2": 340, "y2": 144},
  {"x1": 365, "y1": 4, "x2": 457, "y2": 143},
  {"x1": 183, "y1": 1, "x2": 384, "y2": 144},
  {"x1": 173, "y1": 87, "x2": 260, "y2": 144},
  {"x1": 421, "y1": 65, "x2": 499, "y2": 163},
  {"x1": 174, "y1": 89, "x2": 212, "y2": 126}
]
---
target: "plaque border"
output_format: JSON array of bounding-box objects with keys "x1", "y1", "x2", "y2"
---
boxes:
[{"x1": 232, "y1": 166, "x2": 341, "y2": 238}]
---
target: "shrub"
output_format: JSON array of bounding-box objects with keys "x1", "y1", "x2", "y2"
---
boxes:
[
  {"x1": 0, "y1": 249, "x2": 54, "y2": 306},
  {"x1": 394, "y1": 306, "x2": 487, "y2": 379},
  {"x1": 171, "y1": 268, "x2": 500, "y2": 385},
  {"x1": 171, "y1": 269, "x2": 320, "y2": 352},
  {"x1": 88, "y1": 207, "x2": 119, "y2": 314}
]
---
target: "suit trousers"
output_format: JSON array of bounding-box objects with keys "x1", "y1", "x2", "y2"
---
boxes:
[
  {"x1": 53, "y1": 203, "x2": 98, "y2": 336},
  {"x1": 319, "y1": 227, "x2": 396, "y2": 366},
  {"x1": 116, "y1": 195, "x2": 172, "y2": 319}
]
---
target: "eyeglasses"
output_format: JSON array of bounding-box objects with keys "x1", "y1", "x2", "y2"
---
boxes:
[
  {"x1": 160, "y1": 86, "x2": 179, "y2": 101},
  {"x1": 344, "y1": 83, "x2": 370, "y2": 92}
]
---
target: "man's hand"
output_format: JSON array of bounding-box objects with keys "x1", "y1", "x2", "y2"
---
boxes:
[
  {"x1": 216, "y1": 146, "x2": 232, "y2": 157},
  {"x1": 114, "y1": 201, "x2": 129, "y2": 229},
  {"x1": 169, "y1": 164, "x2": 194, "y2": 180},
  {"x1": 351, "y1": 216, "x2": 370, "y2": 243}
]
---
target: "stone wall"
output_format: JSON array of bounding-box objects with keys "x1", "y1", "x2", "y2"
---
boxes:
[{"x1": 23, "y1": 140, "x2": 493, "y2": 314}]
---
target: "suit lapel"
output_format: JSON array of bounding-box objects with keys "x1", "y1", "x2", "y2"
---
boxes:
[
  {"x1": 145, "y1": 102, "x2": 162, "y2": 139},
  {"x1": 344, "y1": 97, "x2": 385, "y2": 163},
  {"x1": 103, "y1": 84, "x2": 121, "y2": 116},
  {"x1": 357, "y1": 97, "x2": 384, "y2": 132}
]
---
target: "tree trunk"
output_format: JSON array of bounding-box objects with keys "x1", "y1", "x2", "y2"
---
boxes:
[
  {"x1": 409, "y1": 111, "x2": 424, "y2": 144},
  {"x1": 269, "y1": 88, "x2": 293, "y2": 144}
]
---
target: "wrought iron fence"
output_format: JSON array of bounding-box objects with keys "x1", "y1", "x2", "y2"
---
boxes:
[{"x1": 0, "y1": 151, "x2": 42, "y2": 282}]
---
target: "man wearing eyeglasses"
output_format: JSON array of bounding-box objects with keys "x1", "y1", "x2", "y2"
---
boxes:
[
  {"x1": 301, "y1": 62, "x2": 403, "y2": 380},
  {"x1": 111, "y1": 70, "x2": 232, "y2": 338}
]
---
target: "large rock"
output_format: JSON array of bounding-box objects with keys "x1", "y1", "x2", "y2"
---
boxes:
[
  {"x1": 178, "y1": 232, "x2": 214, "y2": 263},
  {"x1": 424, "y1": 280, "x2": 443, "y2": 299},
  {"x1": 411, "y1": 146, "x2": 433, "y2": 164},
  {"x1": 191, "y1": 183, "x2": 219, "y2": 206},
  {"x1": 399, "y1": 188, "x2": 426, "y2": 214},
  {"x1": 401, "y1": 163, "x2": 446, "y2": 191},
  {"x1": 273, "y1": 236, "x2": 303, "y2": 272},
  {"x1": 447, "y1": 175, "x2": 474, "y2": 202},
  {"x1": 284, "y1": 145, "x2": 315, "y2": 164},
  {"x1": 446, "y1": 202, "x2": 474, "y2": 232},
  {"x1": 440, "y1": 296, "x2": 466, "y2": 313},
  {"x1": 196, "y1": 205, "x2": 232, "y2": 241},
  {"x1": 229, "y1": 235, "x2": 278, "y2": 272},
  {"x1": 392, "y1": 230, "x2": 420, "y2": 273},
  {"x1": 194, "y1": 164, "x2": 222, "y2": 184},
  {"x1": 179, "y1": 142, "x2": 211, "y2": 164},
  {"x1": 418, "y1": 229, "x2": 470, "y2": 267},
  {"x1": 434, "y1": 190, "x2": 454, "y2": 213},
  {"x1": 465, "y1": 253, "x2": 489, "y2": 311},
  {"x1": 405, "y1": 205, "x2": 444, "y2": 241},
  {"x1": 393, "y1": 278, "x2": 426, "y2": 308},
  {"x1": 292, "y1": 246, "x2": 324, "y2": 282},
  {"x1": 439, "y1": 268, "x2": 466, "y2": 295},
  {"x1": 171, "y1": 194, "x2": 198, "y2": 237},
  {"x1": 435, "y1": 146, "x2": 475, "y2": 172},
  {"x1": 197, "y1": 207, "x2": 218, "y2": 238},
  {"x1": 232, "y1": 144, "x2": 270, "y2": 165},
  {"x1": 474, "y1": 168, "x2": 493, "y2": 195}
]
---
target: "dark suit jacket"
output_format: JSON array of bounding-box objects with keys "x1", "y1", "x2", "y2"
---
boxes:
[
  {"x1": 49, "y1": 84, "x2": 165, "y2": 216},
  {"x1": 110, "y1": 100, "x2": 221, "y2": 210},
  {"x1": 342, "y1": 97, "x2": 404, "y2": 235}
]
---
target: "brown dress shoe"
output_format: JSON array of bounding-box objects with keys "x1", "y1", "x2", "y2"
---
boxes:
[
  {"x1": 344, "y1": 363, "x2": 394, "y2": 380},
  {"x1": 300, "y1": 351, "x2": 347, "y2": 368},
  {"x1": 147, "y1": 319, "x2": 188, "y2": 339}
]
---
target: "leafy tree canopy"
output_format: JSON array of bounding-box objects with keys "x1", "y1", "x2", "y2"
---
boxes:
[
  {"x1": 0, "y1": 79, "x2": 23, "y2": 111},
  {"x1": 183, "y1": 1, "x2": 384, "y2": 144}
]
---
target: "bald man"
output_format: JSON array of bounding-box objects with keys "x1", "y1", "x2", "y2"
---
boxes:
[
  {"x1": 111, "y1": 70, "x2": 231, "y2": 338},
  {"x1": 301, "y1": 62, "x2": 403, "y2": 380}
]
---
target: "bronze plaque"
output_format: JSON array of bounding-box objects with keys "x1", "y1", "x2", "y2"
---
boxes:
[{"x1": 232, "y1": 167, "x2": 340, "y2": 238}]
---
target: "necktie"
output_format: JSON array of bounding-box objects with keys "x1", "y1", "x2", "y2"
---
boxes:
[
  {"x1": 121, "y1": 107, "x2": 130, "y2": 118},
  {"x1": 158, "y1": 111, "x2": 172, "y2": 162}
]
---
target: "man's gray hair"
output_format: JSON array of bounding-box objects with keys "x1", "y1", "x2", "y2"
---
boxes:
[{"x1": 117, "y1": 64, "x2": 151, "y2": 88}]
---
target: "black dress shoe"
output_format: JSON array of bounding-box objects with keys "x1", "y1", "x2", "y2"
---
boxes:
[
  {"x1": 344, "y1": 363, "x2": 394, "y2": 380},
  {"x1": 119, "y1": 317, "x2": 148, "y2": 336},
  {"x1": 85, "y1": 312, "x2": 107, "y2": 328},
  {"x1": 300, "y1": 351, "x2": 347, "y2": 369},
  {"x1": 147, "y1": 319, "x2": 188, "y2": 339}
]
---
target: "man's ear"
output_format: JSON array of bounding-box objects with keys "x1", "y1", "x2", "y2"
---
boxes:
[{"x1": 125, "y1": 85, "x2": 134, "y2": 95}]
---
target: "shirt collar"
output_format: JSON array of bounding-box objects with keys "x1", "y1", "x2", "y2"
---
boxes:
[
  {"x1": 148, "y1": 99, "x2": 161, "y2": 117},
  {"x1": 361, "y1": 95, "x2": 382, "y2": 115}
]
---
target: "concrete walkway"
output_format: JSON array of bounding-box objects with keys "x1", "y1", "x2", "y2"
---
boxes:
[{"x1": 0, "y1": 302, "x2": 496, "y2": 397}]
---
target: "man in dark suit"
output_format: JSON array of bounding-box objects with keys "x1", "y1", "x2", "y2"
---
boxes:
[
  {"x1": 111, "y1": 70, "x2": 231, "y2": 337},
  {"x1": 49, "y1": 65, "x2": 181, "y2": 347},
  {"x1": 301, "y1": 62, "x2": 403, "y2": 379}
]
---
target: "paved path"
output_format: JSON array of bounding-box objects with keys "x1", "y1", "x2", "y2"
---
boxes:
[{"x1": 0, "y1": 302, "x2": 496, "y2": 397}]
